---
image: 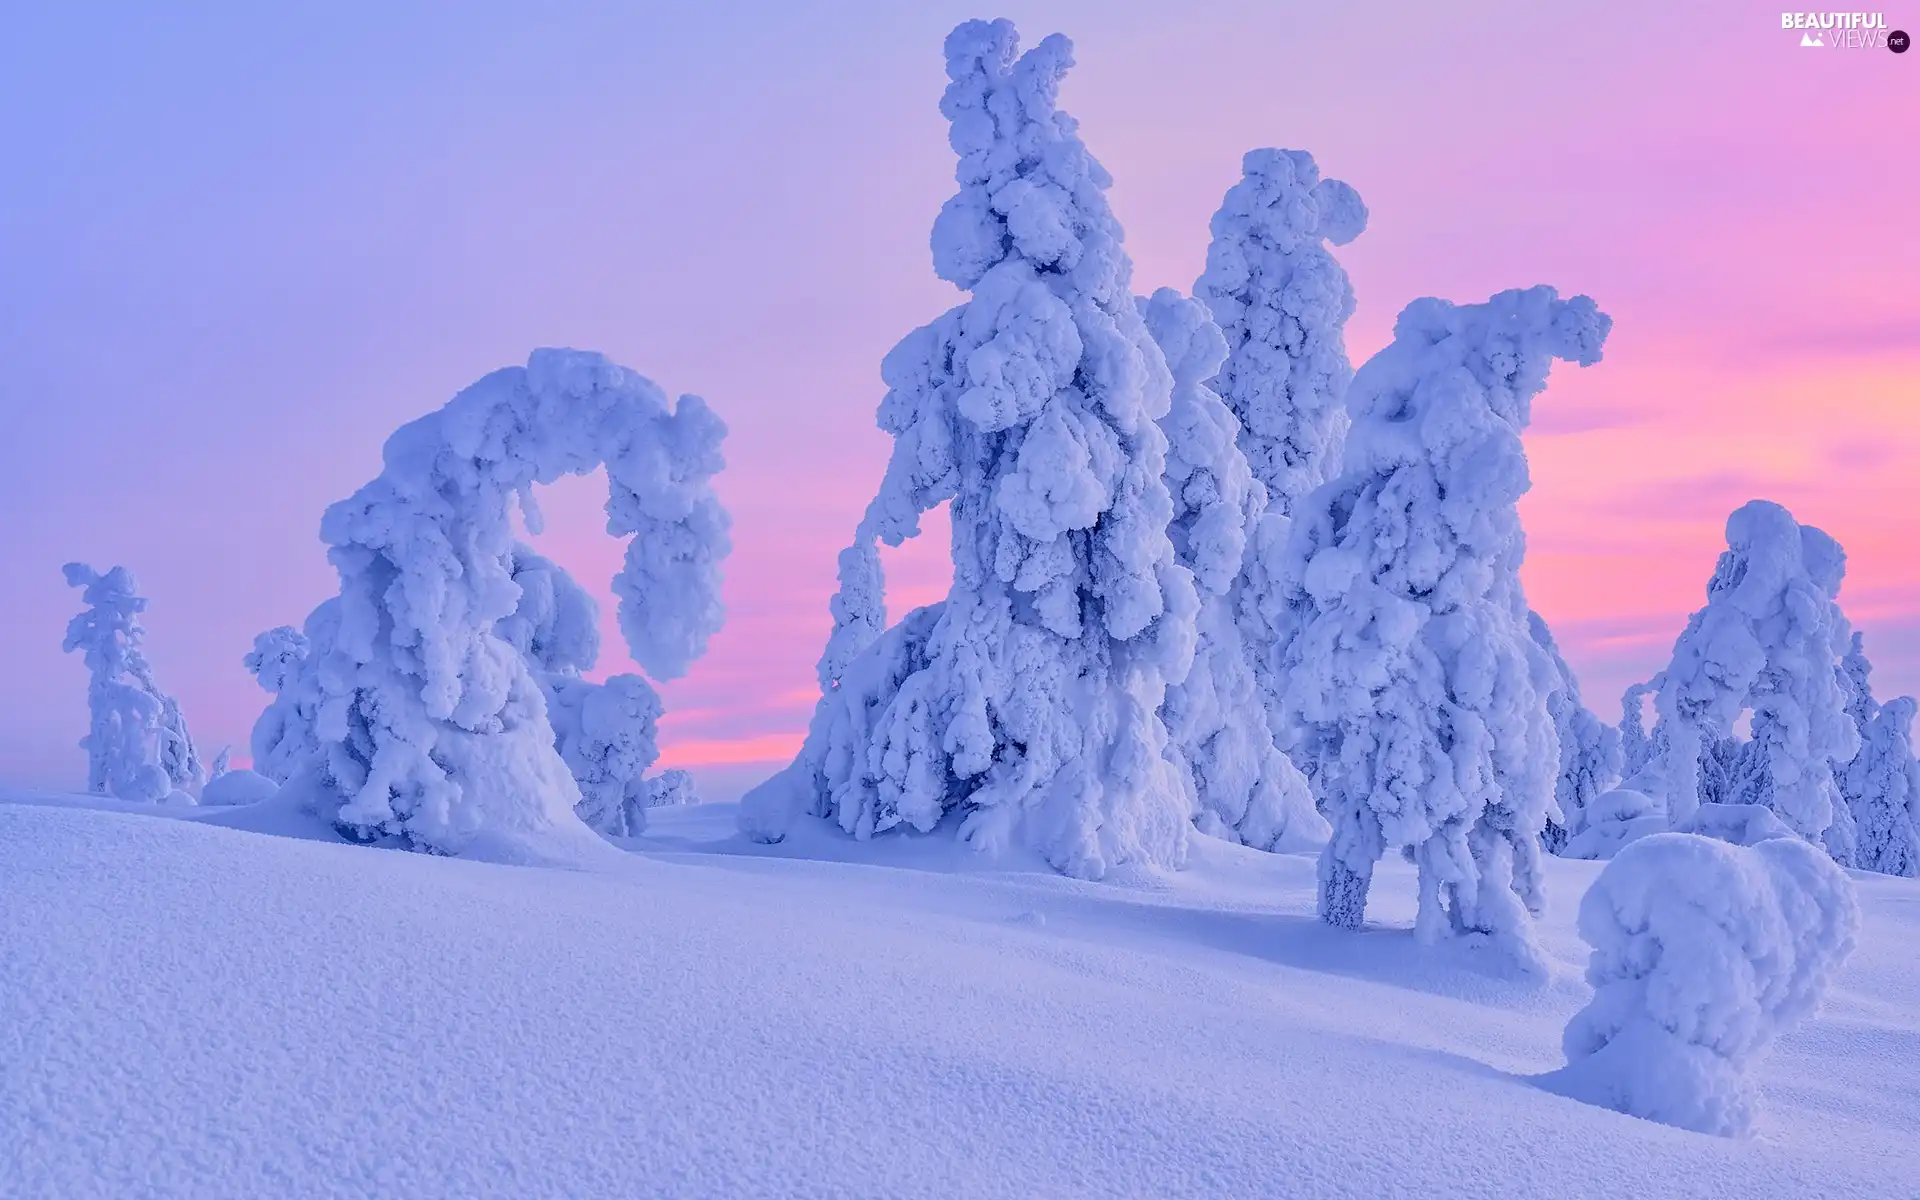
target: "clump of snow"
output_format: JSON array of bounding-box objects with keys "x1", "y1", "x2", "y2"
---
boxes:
[
  {"x1": 61, "y1": 562, "x2": 205, "y2": 802},
  {"x1": 264, "y1": 349, "x2": 729, "y2": 862},
  {"x1": 1530, "y1": 612, "x2": 1621, "y2": 853},
  {"x1": 1845, "y1": 695, "x2": 1920, "y2": 877},
  {"x1": 742, "y1": 20, "x2": 1202, "y2": 879},
  {"x1": 1144, "y1": 286, "x2": 1325, "y2": 852},
  {"x1": 1277, "y1": 286, "x2": 1610, "y2": 968},
  {"x1": 1648, "y1": 502, "x2": 1857, "y2": 842},
  {"x1": 200, "y1": 768, "x2": 278, "y2": 807},
  {"x1": 1543, "y1": 831, "x2": 1859, "y2": 1136}
]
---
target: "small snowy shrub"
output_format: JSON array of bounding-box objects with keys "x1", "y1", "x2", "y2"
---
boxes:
[
  {"x1": 1545, "y1": 831, "x2": 1859, "y2": 1136},
  {"x1": 1277, "y1": 286, "x2": 1610, "y2": 966},
  {"x1": 201, "y1": 768, "x2": 278, "y2": 807},
  {"x1": 1648, "y1": 502, "x2": 1857, "y2": 842},
  {"x1": 62, "y1": 562, "x2": 204, "y2": 802},
  {"x1": 1145, "y1": 286, "x2": 1324, "y2": 851},
  {"x1": 741, "y1": 20, "x2": 1202, "y2": 879},
  {"x1": 1845, "y1": 696, "x2": 1920, "y2": 877},
  {"x1": 265, "y1": 349, "x2": 728, "y2": 859},
  {"x1": 1561, "y1": 787, "x2": 1664, "y2": 861}
]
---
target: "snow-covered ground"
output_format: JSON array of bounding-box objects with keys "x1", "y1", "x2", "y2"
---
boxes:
[{"x1": 3, "y1": 789, "x2": 1916, "y2": 1199}]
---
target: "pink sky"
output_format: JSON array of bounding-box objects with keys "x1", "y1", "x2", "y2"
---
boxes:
[{"x1": 2, "y1": 2, "x2": 1915, "y2": 793}]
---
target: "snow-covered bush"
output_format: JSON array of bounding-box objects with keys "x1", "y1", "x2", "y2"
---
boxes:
[
  {"x1": 244, "y1": 625, "x2": 317, "y2": 785},
  {"x1": 1845, "y1": 696, "x2": 1920, "y2": 877},
  {"x1": 638, "y1": 768, "x2": 698, "y2": 809},
  {"x1": 1561, "y1": 786, "x2": 1664, "y2": 861},
  {"x1": 62, "y1": 562, "x2": 204, "y2": 802},
  {"x1": 1673, "y1": 802, "x2": 1795, "y2": 847},
  {"x1": 1145, "y1": 286, "x2": 1324, "y2": 851},
  {"x1": 265, "y1": 349, "x2": 728, "y2": 860},
  {"x1": 1647, "y1": 502, "x2": 1857, "y2": 842},
  {"x1": 741, "y1": 20, "x2": 1201, "y2": 879},
  {"x1": 1544, "y1": 831, "x2": 1859, "y2": 1136},
  {"x1": 1530, "y1": 612, "x2": 1621, "y2": 853},
  {"x1": 1194, "y1": 148, "x2": 1366, "y2": 740},
  {"x1": 1277, "y1": 286, "x2": 1611, "y2": 965},
  {"x1": 201, "y1": 768, "x2": 278, "y2": 807}
]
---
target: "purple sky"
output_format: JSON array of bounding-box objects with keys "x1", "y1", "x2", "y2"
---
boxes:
[{"x1": 3, "y1": 2, "x2": 1916, "y2": 795}]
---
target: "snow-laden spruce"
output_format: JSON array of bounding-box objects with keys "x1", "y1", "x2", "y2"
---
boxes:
[
  {"x1": 1845, "y1": 695, "x2": 1920, "y2": 877},
  {"x1": 498, "y1": 545, "x2": 695, "y2": 837},
  {"x1": 1277, "y1": 286, "x2": 1611, "y2": 965},
  {"x1": 1542, "y1": 830, "x2": 1859, "y2": 1136},
  {"x1": 1647, "y1": 502, "x2": 1857, "y2": 842},
  {"x1": 740, "y1": 20, "x2": 1203, "y2": 878},
  {"x1": 1194, "y1": 149, "x2": 1366, "y2": 742},
  {"x1": 244, "y1": 625, "x2": 317, "y2": 786},
  {"x1": 1530, "y1": 611, "x2": 1621, "y2": 853},
  {"x1": 1144, "y1": 287, "x2": 1325, "y2": 851},
  {"x1": 61, "y1": 563, "x2": 205, "y2": 802},
  {"x1": 263, "y1": 349, "x2": 728, "y2": 860}
]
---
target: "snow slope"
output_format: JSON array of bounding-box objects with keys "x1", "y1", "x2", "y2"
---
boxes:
[{"x1": 3, "y1": 791, "x2": 1916, "y2": 1199}]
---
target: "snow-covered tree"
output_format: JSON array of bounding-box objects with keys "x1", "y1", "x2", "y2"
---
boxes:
[
  {"x1": 265, "y1": 349, "x2": 728, "y2": 860},
  {"x1": 244, "y1": 625, "x2": 317, "y2": 785},
  {"x1": 1544, "y1": 830, "x2": 1858, "y2": 1136},
  {"x1": 1194, "y1": 148, "x2": 1366, "y2": 742},
  {"x1": 1845, "y1": 695, "x2": 1920, "y2": 877},
  {"x1": 1144, "y1": 286, "x2": 1325, "y2": 851},
  {"x1": 1530, "y1": 611, "x2": 1621, "y2": 853},
  {"x1": 1618, "y1": 680, "x2": 1657, "y2": 783},
  {"x1": 1277, "y1": 286, "x2": 1611, "y2": 965},
  {"x1": 1647, "y1": 502, "x2": 1857, "y2": 843},
  {"x1": 740, "y1": 20, "x2": 1202, "y2": 879},
  {"x1": 62, "y1": 562, "x2": 204, "y2": 801}
]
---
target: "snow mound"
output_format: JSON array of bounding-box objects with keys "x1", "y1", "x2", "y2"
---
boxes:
[
  {"x1": 200, "y1": 768, "x2": 277, "y2": 807},
  {"x1": 1543, "y1": 831, "x2": 1859, "y2": 1136}
]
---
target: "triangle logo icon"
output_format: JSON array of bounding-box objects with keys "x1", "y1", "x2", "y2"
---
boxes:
[{"x1": 1801, "y1": 31, "x2": 1825, "y2": 46}]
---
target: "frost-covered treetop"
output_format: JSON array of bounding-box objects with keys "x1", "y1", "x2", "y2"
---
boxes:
[
  {"x1": 61, "y1": 563, "x2": 148, "y2": 680},
  {"x1": 1195, "y1": 147, "x2": 1367, "y2": 514}
]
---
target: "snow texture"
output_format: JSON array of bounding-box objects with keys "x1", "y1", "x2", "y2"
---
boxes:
[
  {"x1": 1844, "y1": 695, "x2": 1920, "y2": 877},
  {"x1": 1144, "y1": 286, "x2": 1326, "y2": 852},
  {"x1": 1531, "y1": 611, "x2": 1622, "y2": 853},
  {"x1": 7, "y1": 793, "x2": 1918, "y2": 1199},
  {"x1": 742, "y1": 21, "x2": 1202, "y2": 880},
  {"x1": 265, "y1": 349, "x2": 729, "y2": 861},
  {"x1": 1648, "y1": 502, "x2": 1857, "y2": 842},
  {"x1": 61, "y1": 563, "x2": 204, "y2": 802},
  {"x1": 1277, "y1": 285, "x2": 1611, "y2": 968},
  {"x1": 1544, "y1": 831, "x2": 1859, "y2": 1136}
]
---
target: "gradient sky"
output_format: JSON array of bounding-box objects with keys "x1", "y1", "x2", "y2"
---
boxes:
[{"x1": 3, "y1": 1, "x2": 1915, "y2": 797}]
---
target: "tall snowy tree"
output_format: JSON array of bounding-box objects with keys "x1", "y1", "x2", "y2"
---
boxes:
[
  {"x1": 1193, "y1": 148, "x2": 1366, "y2": 743},
  {"x1": 740, "y1": 20, "x2": 1203, "y2": 879},
  {"x1": 1845, "y1": 695, "x2": 1920, "y2": 877},
  {"x1": 266, "y1": 349, "x2": 729, "y2": 860},
  {"x1": 1144, "y1": 286, "x2": 1325, "y2": 851},
  {"x1": 1647, "y1": 502, "x2": 1857, "y2": 844},
  {"x1": 1529, "y1": 611, "x2": 1621, "y2": 853},
  {"x1": 1277, "y1": 286, "x2": 1611, "y2": 965},
  {"x1": 62, "y1": 562, "x2": 204, "y2": 802},
  {"x1": 245, "y1": 625, "x2": 317, "y2": 785},
  {"x1": 1618, "y1": 679, "x2": 1657, "y2": 783}
]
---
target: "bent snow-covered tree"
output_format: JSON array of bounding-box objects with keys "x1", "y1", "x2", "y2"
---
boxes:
[
  {"x1": 1144, "y1": 287, "x2": 1325, "y2": 851},
  {"x1": 1193, "y1": 148, "x2": 1366, "y2": 741},
  {"x1": 1531, "y1": 612, "x2": 1621, "y2": 854},
  {"x1": 1277, "y1": 286, "x2": 1612, "y2": 963},
  {"x1": 740, "y1": 20, "x2": 1202, "y2": 879},
  {"x1": 62, "y1": 562, "x2": 204, "y2": 802},
  {"x1": 1646, "y1": 502, "x2": 1857, "y2": 845},
  {"x1": 268, "y1": 349, "x2": 728, "y2": 860}
]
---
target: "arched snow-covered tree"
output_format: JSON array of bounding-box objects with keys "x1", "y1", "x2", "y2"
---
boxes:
[
  {"x1": 62, "y1": 562, "x2": 204, "y2": 802},
  {"x1": 1530, "y1": 612, "x2": 1621, "y2": 854},
  {"x1": 1194, "y1": 148, "x2": 1366, "y2": 743},
  {"x1": 1618, "y1": 680, "x2": 1658, "y2": 784},
  {"x1": 1846, "y1": 695, "x2": 1920, "y2": 877},
  {"x1": 1647, "y1": 502, "x2": 1857, "y2": 843},
  {"x1": 1144, "y1": 286, "x2": 1324, "y2": 851},
  {"x1": 267, "y1": 349, "x2": 729, "y2": 861},
  {"x1": 740, "y1": 20, "x2": 1201, "y2": 879},
  {"x1": 1277, "y1": 286, "x2": 1611, "y2": 965}
]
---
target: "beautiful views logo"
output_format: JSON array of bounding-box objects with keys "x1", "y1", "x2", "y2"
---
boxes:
[{"x1": 1781, "y1": 11, "x2": 1906, "y2": 49}]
